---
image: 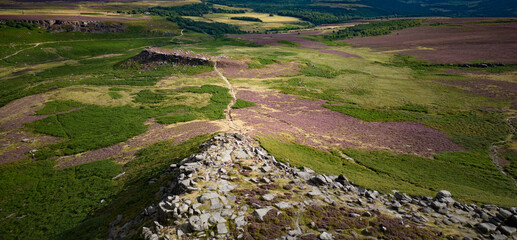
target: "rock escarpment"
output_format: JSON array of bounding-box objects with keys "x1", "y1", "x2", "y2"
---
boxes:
[
  {"x1": 109, "y1": 133, "x2": 517, "y2": 240},
  {"x1": 0, "y1": 19, "x2": 125, "y2": 33},
  {"x1": 125, "y1": 48, "x2": 213, "y2": 69}
]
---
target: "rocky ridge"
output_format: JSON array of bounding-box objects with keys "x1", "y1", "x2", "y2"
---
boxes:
[
  {"x1": 124, "y1": 48, "x2": 213, "y2": 69},
  {"x1": 0, "y1": 19, "x2": 125, "y2": 33},
  {"x1": 109, "y1": 133, "x2": 517, "y2": 240}
]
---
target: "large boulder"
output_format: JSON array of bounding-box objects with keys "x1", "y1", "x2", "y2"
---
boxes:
[
  {"x1": 435, "y1": 190, "x2": 452, "y2": 200},
  {"x1": 477, "y1": 222, "x2": 498, "y2": 234},
  {"x1": 311, "y1": 175, "x2": 332, "y2": 186},
  {"x1": 254, "y1": 208, "x2": 272, "y2": 221}
]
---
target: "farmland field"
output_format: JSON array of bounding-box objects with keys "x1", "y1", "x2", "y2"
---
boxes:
[
  {"x1": 184, "y1": 13, "x2": 308, "y2": 32},
  {"x1": 0, "y1": 1, "x2": 517, "y2": 239}
]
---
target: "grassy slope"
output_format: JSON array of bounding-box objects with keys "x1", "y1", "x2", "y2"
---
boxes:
[
  {"x1": 0, "y1": 134, "x2": 213, "y2": 240},
  {"x1": 0, "y1": 159, "x2": 122, "y2": 239},
  {"x1": 259, "y1": 137, "x2": 517, "y2": 206}
]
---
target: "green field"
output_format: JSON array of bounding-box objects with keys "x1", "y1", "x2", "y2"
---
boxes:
[{"x1": 184, "y1": 12, "x2": 308, "y2": 32}]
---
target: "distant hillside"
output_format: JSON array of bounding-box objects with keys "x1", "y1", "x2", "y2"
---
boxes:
[{"x1": 207, "y1": 0, "x2": 517, "y2": 24}]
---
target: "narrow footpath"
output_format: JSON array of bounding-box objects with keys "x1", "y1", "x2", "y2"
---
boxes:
[
  {"x1": 1, "y1": 36, "x2": 173, "y2": 60},
  {"x1": 213, "y1": 59, "x2": 238, "y2": 131},
  {"x1": 490, "y1": 116, "x2": 517, "y2": 188}
]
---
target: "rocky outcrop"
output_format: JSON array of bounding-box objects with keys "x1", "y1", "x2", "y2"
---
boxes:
[
  {"x1": 123, "y1": 48, "x2": 213, "y2": 69},
  {"x1": 0, "y1": 19, "x2": 125, "y2": 33},
  {"x1": 109, "y1": 133, "x2": 517, "y2": 240}
]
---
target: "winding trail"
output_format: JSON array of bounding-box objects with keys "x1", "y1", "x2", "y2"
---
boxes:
[
  {"x1": 1, "y1": 36, "x2": 172, "y2": 60},
  {"x1": 490, "y1": 116, "x2": 517, "y2": 187},
  {"x1": 213, "y1": 59, "x2": 238, "y2": 131},
  {"x1": 3, "y1": 29, "x2": 187, "y2": 61},
  {"x1": 2, "y1": 43, "x2": 42, "y2": 60}
]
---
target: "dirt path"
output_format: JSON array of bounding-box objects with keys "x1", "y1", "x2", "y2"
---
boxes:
[
  {"x1": 1, "y1": 36, "x2": 173, "y2": 60},
  {"x1": 490, "y1": 116, "x2": 517, "y2": 187},
  {"x1": 213, "y1": 59, "x2": 238, "y2": 131},
  {"x1": 2, "y1": 43, "x2": 42, "y2": 60}
]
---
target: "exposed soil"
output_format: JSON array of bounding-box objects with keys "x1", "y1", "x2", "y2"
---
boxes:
[
  {"x1": 233, "y1": 89, "x2": 465, "y2": 156},
  {"x1": 54, "y1": 120, "x2": 224, "y2": 169},
  {"x1": 345, "y1": 18, "x2": 517, "y2": 64}
]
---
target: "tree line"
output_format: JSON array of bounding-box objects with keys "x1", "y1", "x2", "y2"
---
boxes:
[
  {"x1": 230, "y1": 16, "x2": 263, "y2": 22},
  {"x1": 205, "y1": 0, "x2": 392, "y2": 25},
  {"x1": 166, "y1": 16, "x2": 243, "y2": 37},
  {"x1": 325, "y1": 19, "x2": 422, "y2": 40},
  {"x1": 143, "y1": 3, "x2": 245, "y2": 17}
]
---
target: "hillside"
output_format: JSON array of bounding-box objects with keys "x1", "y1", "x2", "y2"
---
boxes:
[{"x1": 206, "y1": 0, "x2": 517, "y2": 23}]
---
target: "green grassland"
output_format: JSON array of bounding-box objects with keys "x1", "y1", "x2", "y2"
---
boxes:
[
  {"x1": 0, "y1": 134, "x2": 213, "y2": 240},
  {"x1": 28, "y1": 84, "x2": 230, "y2": 159},
  {"x1": 258, "y1": 137, "x2": 517, "y2": 206}
]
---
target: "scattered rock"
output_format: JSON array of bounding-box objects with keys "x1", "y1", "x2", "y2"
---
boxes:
[
  {"x1": 235, "y1": 216, "x2": 246, "y2": 228},
  {"x1": 499, "y1": 225, "x2": 516, "y2": 236},
  {"x1": 254, "y1": 208, "x2": 272, "y2": 221},
  {"x1": 435, "y1": 190, "x2": 452, "y2": 199},
  {"x1": 111, "y1": 133, "x2": 515, "y2": 240},
  {"x1": 497, "y1": 209, "x2": 513, "y2": 221},
  {"x1": 210, "y1": 212, "x2": 227, "y2": 224},
  {"x1": 394, "y1": 191, "x2": 411, "y2": 202},
  {"x1": 188, "y1": 216, "x2": 208, "y2": 231},
  {"x1": 477, "y1": 222, "x2": 497, "y2": 234},
  {"x1": 261, "y1": 193, "x2": 276, "y2": 201},
  {"x1": 216, "y1": 223, "x2": 228, "y2": 234},
  {"x1": 319, "y1": 232, "x2": 333, "y2": 240},
  {"x1": 311, "y1": 175, "x2": 331, "y2": 186},
  {"x1": 275, "y1": 202, "x2": 292, "y2": 209},
  {"x1": 210, "y1": 198, "x2": 223, "y2": 210},
  {"x1": 307, "y1": 187, "x2": 323, "y2": 197}
]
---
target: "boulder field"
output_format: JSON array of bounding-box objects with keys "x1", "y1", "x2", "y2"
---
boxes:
[{"x1": 109, "y1": 133, "x2": 517, "y2": 240}]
